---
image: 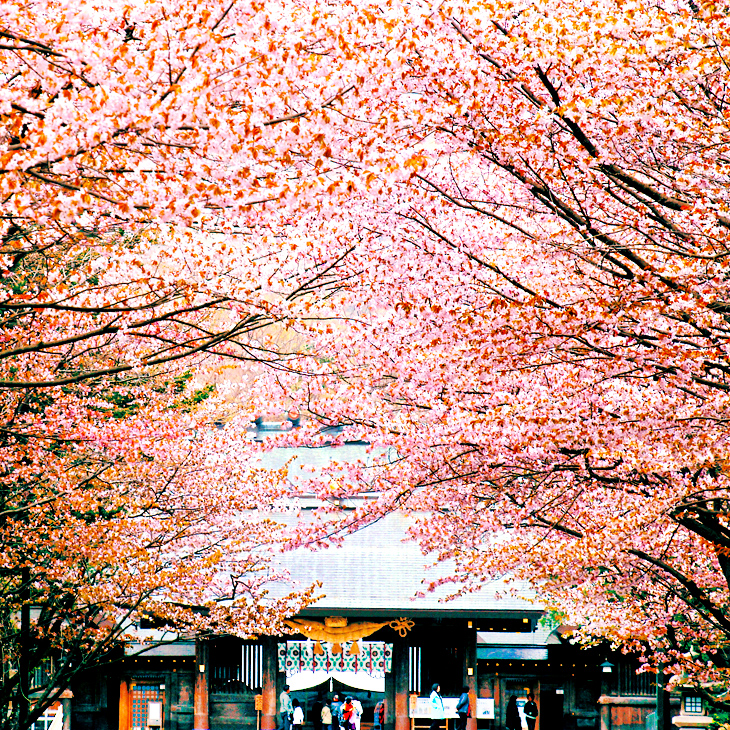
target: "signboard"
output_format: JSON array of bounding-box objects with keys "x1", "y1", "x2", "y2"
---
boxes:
[
  {"x1": 411, "y1": 697, "x2": 452, "y2": 718},
  {"x1": 147, "y1": 701, "x2": 163, "y2": 727},
  {"x1": 475, "y1": 699, "x2": 495, "y2": 720},
  {"x1": 409, "y1": 697, "x2": 495, "y2": 721}
]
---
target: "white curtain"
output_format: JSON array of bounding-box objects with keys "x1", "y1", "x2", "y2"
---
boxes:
[{"x1": 287, "y1": 670, "x2": 385, "y2": 692}]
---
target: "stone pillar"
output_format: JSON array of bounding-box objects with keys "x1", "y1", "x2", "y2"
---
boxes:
[
  {"x1": 119, "y1": 678, "x2": 131, "y2": 730},
  {"x1": 262, "y1": 636, "x2": 279, "y2": 730},
  {"x1": 194, "y1": 638, "x2": 210, "y2": 730},
  {"x1": 393, "y1": 640, "x2": 410, "y2": 730},
  {"x1": 464, "y1": 626, "x2": 477, "y2": 730}
]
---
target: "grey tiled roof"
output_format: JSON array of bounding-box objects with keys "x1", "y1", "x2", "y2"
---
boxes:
[
  {"x1": 249, "y1": 436, "x2": 543, "y2": 618},
  {"x1": 273, "y1": 512, "x2": 542, "y2": 618}
]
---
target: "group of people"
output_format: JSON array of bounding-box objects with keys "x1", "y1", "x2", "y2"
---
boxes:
[
  {"x1": 322, "y1": 693, "x2": 364, "y2": 730},
  {"x1": 281, "y1": 683, "x2": 538, "y2": 730},
  {"x1": 430, "y1": 683, "x2": 538, "y2": 730},
  {"x1": 428, "y1": 684, "x2": 470, "y2": 730},
  {"x1": 506, "y1": 693, "x2": 539, "y2": 730},
  {"x1": 279, "y1": 687, "x2": 382, "y2": 730}
]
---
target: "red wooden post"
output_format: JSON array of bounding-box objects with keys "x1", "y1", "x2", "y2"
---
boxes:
[{"x1": 194, "y1": 638, "x2": 210, "y2": 730}]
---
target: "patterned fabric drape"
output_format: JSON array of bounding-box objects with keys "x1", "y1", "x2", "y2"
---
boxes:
[{"x1": 278, "y1": 641, "x2": 393, "y2": 678}]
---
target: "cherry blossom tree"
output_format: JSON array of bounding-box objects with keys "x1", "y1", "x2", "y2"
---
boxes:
[
  {"x1": 0, "y1": 393, "x2": 317, "y2": 730},
  {"x1": 254, "y1": 0, "x2": 730, "y2": 708},
  {"x1": 0, "y1": 0, "x2": 409, "y2": 727},
  {"x1": 8, "y1": 0, "x2": 730, "y2": 721}
]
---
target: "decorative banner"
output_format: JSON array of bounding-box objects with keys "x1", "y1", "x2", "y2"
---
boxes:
[
  {"x1": 284, "y1": 617, "x2": 413, "y2": 643},
  {"x1": 278, "y1": 641, "x2": 393, "y2": 679}
]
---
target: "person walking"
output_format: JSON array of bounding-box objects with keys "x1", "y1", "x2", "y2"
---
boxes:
[
  {"x1": 312, "y1": 696, "x2": 324, "y2": 730},
  {"x1": 352, "y1": 697, "x2": 363, "y2": 730},
  {"x1": 292, "y1": 700, "x2": 304, "y2": 730},
  {"x1": 524, "y1": 694, "x2": 538, "y2": 730},
  {"x1": 279, "y1": 686, "x2": 293, "y2": 730},
  {"x1": 341, "y1": 697, "x2": 355, "y2": 730},
  {"x1": 456, "y1": 686, "x2": 470, "y2": 730},
  {"x1": 373, "y1": 700, "x2": 385, "y2": 730},
  {"x1": 429, "y1": 684, "x2": 445, "y2": 730},
  {"x1": 505, "y1": 696, "x2": 521, "y2": 730},
  {"x1": 321, "y1": 702, "x2": 333, "y2": 730},
  {"x1": 331, "y1": 695, "x2": 343, "y2": 730}
]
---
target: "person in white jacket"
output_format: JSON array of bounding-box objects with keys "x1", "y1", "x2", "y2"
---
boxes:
[
  {"x1": 352, "y1": 698, "x2": 363, "y2": 730},
  {"x1": 321, "y1": 703, "x2": 333, "y2": 730},
  {"x1": 292, "y1": 700, "x2": 304, "y2": 730},
  {"x1": 430, "y1": 684, "x2": 445, "y2": 730}
]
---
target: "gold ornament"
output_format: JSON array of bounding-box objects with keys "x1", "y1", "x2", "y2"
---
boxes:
[{"x1": 283, "y1": 617, "x2": 413, "y2": 643}]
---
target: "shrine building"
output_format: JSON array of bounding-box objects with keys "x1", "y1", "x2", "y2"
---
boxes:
[{"x1": 59, "y1": 431, "x2": 702, "y2": 730}]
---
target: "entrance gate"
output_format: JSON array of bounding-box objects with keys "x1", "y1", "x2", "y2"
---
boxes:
[
  {"x1": 502, "y1": 680, "x2": 538, "y2": 730},
  {"x1": 130, "y1": 682, "x2": 164, "y2": 730}
]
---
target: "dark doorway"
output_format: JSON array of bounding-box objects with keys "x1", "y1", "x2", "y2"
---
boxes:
[
  {"x1": 538, "y1": 686, "x2": 564, "y2": 730},
  {"x1": 501, "y1": 679, "x2": 536, "y2": 730},
  {"x1": 422, "y1": 646, "x2": 463, "y2": 697}
]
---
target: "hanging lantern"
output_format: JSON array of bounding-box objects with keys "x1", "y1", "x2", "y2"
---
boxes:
[
  {"x1": 349, "y1": 641, "x2": 360, "y2": 655},
  {"x1": 332, "y1": 643, "x2": 342, "y2": 655},
  {"x1": 313, "y1": 641, "x2": 324, "y2": 656}
]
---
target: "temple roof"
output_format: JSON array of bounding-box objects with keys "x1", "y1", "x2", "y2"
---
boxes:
[
  {"x1": 249, "y1": 430, "x2": 543, "y2": 619},
  {"x1": 273, "y1": 511, "x2": 542, "y2": 619}
]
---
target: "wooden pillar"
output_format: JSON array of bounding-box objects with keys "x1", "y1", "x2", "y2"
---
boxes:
[
  {"x1": 60, "y1": 689, "x2": 73, "y2": 730},
  {"x1": 656, "y1": 664, "x2": 671, "y2": 730},
  {"x1": 119, "y1": 678, "x2": 131, "y2": 730},
  {"x1": 194, "y1": 638, "x2": 210, "y2": 730},
  {"x1": 393, "y1": 640, "x2": 410, "y2": 730},
  {"x1": 495, "y1": 679, "x2": 502, "y2": 729},
  {"x1": 385, "y1": 648, "x2": 396, "y2": 730},
  {"x1": 464, "y1": 627, "x2": 477, "y2": 730},
  {"x1": 599, "y1": 703, "x2": 610, "y2": 730},
  {"x1": 262, "y1": 636, "x2": 279, "y2": 730}
]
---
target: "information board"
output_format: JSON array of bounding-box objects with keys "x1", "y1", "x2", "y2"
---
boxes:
[
  {"x1": 475, "y1": 699, "x2": 495, "y2": 720},
  {"x1": 409, "y1": 697, "x2": 495, "y2": 720}
]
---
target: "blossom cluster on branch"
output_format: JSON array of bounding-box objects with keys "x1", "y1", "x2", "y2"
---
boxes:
[{"x1": 250, "y1": 0, "x2": 730, "y2": 706}]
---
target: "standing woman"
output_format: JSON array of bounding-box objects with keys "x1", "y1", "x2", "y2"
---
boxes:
[
  {"x1": 456, "y1": 687, "x2": 470, "y2": 730},
  {"x1": 321, "y1": 703, "x2": 332, "y2": 730},
  {"x1": 505, "y1": 696, "x2": 521, "y2": 730},
  {"x1": 429, "y1": 684, "x2": 445, "y2": 730},
  {"x1": 352, "y1": 697, "x2": 363, "y2": 730},
  {"x1": 523, "y1": 694, "x2": 538, "y2": 730},
  {"x1": 373, "y1": 700, "x2": 385, "y2": 730},
  {"x1": 292, "y1": 700, "x2": 304, "y2": 730},
  {"x1": 331, "y1": 695, "x2": 343, "y2": 730},
  {"x1": 341, "y1": 697, "x2": 355, "y2": 730}
]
